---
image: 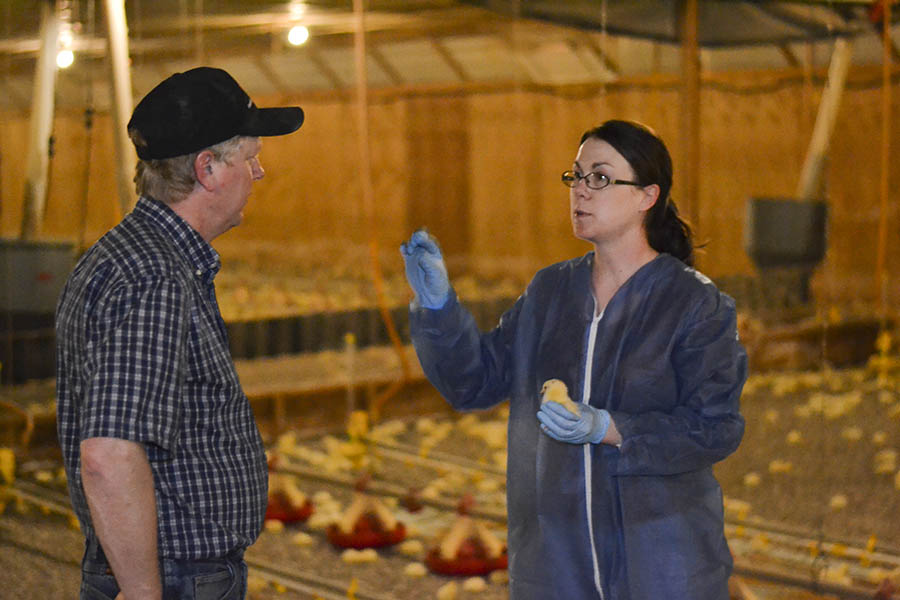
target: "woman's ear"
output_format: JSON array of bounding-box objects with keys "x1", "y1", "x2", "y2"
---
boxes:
[
  {"x1": 194, "y1": 150, "x2": 217, "y2": 191},
  {"x1": 639, "y1": 183, "x2": 660, "y2": 212}
]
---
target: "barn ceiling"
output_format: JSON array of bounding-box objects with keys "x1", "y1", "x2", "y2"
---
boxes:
[{"x1": 0, "y1": 0, "x2": 898, "y2": 112}]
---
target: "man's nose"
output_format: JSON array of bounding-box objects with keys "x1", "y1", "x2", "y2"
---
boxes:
[{"x1": 252, "y1": 159, "x2": 265, "y2": 181}]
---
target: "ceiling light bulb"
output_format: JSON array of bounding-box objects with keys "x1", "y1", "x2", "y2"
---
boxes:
[
  {"x1": 56, "y1": 49, "x2": 75, "y2": 69},
  {"x1": 288, "y1": 25, "x2": 309, "y2": 46}
]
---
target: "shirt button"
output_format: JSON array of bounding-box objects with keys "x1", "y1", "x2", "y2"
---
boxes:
[{"x1": 195, "y1": 269, "x2": 203, "y2": 276}]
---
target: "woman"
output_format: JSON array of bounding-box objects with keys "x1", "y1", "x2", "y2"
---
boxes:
[{"x1": 400, "y1": 119, "x2": 746, "y2": 599}]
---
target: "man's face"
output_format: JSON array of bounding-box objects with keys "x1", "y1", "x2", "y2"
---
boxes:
[{"x1": 210, "y1": 137, "x2": 264, "y2": 237}]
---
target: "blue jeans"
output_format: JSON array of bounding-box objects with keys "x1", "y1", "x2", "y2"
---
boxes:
[{"x1": 80, "y1": 538, "x2": 247, "y2": 600}]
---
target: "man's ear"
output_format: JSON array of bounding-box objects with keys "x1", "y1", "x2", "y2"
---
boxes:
[
  {"x1": 194, "y1": 150, "x2": 217, "y2": 191},
  {"x1": 639, "y1": 183, "x2": 660, "y2": 213}
]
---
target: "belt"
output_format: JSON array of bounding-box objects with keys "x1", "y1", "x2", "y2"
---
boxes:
[{"x1": 83, "y1": 537, "x2": 245, "y2": 575}]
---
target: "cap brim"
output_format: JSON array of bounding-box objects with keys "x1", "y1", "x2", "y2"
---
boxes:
[{"x1": 242, "y1": 107, "x2": 304, "y2": 137}]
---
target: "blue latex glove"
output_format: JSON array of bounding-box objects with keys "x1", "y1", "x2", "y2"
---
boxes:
[
  {"x1": 400, "y1": 229, "x2": 450, "y2": 309},
  {"x1": 537, "y1": 401, "x2": 611, "y2": 444}
]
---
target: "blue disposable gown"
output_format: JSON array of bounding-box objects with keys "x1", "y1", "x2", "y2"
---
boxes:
[{"x1": 410, "y1": 253, "x2": 747, "y2": 600}]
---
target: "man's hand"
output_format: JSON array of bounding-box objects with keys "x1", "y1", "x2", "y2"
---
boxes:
[
  {"x1": 81, "y1": 437, "x2": 162, "y2": 600},
  {"x1": 537, "y1": 401, "x2": 611, "y2": 444},
  {"x1": 400, "y1": 229, "x2": 450, "y2": 309}
]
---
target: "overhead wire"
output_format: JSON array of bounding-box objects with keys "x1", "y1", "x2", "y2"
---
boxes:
[
  {"x1": 875, "y1": 1, "x2": 892, "y2": 324},
  {"x1": 351, "y1": 0, "x2": 411, "y2": 424}
]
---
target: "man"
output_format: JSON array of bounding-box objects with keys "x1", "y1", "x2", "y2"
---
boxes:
[{"x1": 56, "y1": 67, "x2": 304, "y2": 599}]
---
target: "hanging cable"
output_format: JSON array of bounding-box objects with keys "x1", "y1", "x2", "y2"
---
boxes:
[
  {"x1": 352, "y1": 0, "x2": 410, "y2": 423},
  {"x1": 875, "y1": 1, "x2": 892, "y2": 324}
]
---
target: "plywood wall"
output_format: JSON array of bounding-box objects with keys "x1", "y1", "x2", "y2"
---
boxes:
[{"x1": 1, "y1": 69, "x2": 898, "y2": 310}]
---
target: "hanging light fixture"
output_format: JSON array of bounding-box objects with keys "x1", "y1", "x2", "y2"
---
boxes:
[
  {"x1": 287, "y1": 1, "x2": 309, "y2": 46},
  {"x1": 56, "y1": 46, "x2": 74, "y2": 68},
  {"x1": 288, "y1": 25, "x2": 309, "y2": 46},
  {"x1": 56, "y1": 0, "x2": 75, "y2": 69}
]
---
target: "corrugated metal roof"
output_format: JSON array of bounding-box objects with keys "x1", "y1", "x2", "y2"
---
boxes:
[{"x1": 0, "y1": 1, "x2": 897, "y2": 112}]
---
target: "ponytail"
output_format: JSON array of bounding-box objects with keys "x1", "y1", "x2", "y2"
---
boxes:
[{"x1": 646, "y1": 198, "x2": 694, "y2": 267}]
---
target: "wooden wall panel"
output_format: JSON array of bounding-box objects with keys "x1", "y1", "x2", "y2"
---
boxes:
[
  {"x1": 0, "y1": 116, "x2": 28, "y2": 237},
  {"x1": 816, "y1": 84, "x2": 900, "y2": 308},
  {"x1": 41, "y1": 113, "x2": 91, "y2": 240},
  {"x1": 2, "y1": 71, "x2": 899, "y2": 312},
  {"x1": 405, "y1": 96, "x2": 470, "y2": 271},
  {"x1": 80, "y1": 114, "x2": 122, "y2": 246},
  {"x1": 467, "y1": 93, "x2": 540, "y2": 280},
  {"x1": 1, "y1": 110, "x2": 119, "y2": 246},
  {"x1": 216, "y1": 102, "x2": 357, "y2": 265},
  {"x1": 699, "y1": 84, "x2": 810, "y2": 277}
]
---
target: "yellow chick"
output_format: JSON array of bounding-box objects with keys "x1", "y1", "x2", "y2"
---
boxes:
[
  {"x1": 404, "y1": 562, "x2": 427, "y2": 578},
  {"x1": 0, "y1": 448, "x2": 14, "y2": 485},
  {"x1": 768, "y1": 459, "x2": 793, "y2": 474},
  {"x1": 347, "y1": 410, "x2": 369, "y2": 440},
  {"x1": 829, "y1": 494, "x2": 848, "y2": 511},
  {"x1": 541, "y1": 379, "x2": 580, "y2": 416}
]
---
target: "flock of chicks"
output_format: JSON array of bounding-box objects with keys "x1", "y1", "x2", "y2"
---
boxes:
[
  {"x1": 261, "y1": 351, "x2": 900, "y2": 598},
  {"x1": 715, "y1": 332, "x2": 900, "y2": 592},
  {"x1": 5, "y1": 304, "x2": 900, "y2": 597},
  {"x1": 258, "y1": 409, "x2": 511, "y2": 599},
  {"x1": 255, "y1": 349, "x2": 900, "y2": 597}
]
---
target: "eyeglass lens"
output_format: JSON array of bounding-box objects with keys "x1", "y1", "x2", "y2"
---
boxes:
[{"x1": 561, "y1": 171, "x2": 609, "y2": 190}]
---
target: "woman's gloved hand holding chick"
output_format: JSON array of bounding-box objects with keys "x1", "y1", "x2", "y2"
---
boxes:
[
  {"x1": 400, "y1": 229, "x2": 450, "y2": 309},
  {"x1": 538, "y1": 401, "x2": 611, "y2": 445},
  {"x1": 538, "y1": 379, "x2": 612, "y2": 445}
]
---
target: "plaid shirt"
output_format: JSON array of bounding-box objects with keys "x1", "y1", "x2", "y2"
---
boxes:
[{"x1": 56, "y1": 196, "x2": 268, "y2": 560}]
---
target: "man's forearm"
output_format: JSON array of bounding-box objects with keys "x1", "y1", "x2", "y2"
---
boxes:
[{"x1": 81, "y1": 437, "x2": 162, "y2": 600}]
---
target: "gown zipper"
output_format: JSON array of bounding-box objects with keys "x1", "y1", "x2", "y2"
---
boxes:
[{"x1": 582, "y1": 306, "x2": 605, "y2": 600}]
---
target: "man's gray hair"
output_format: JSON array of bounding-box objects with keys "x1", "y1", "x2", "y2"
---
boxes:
[{"x1": 131, "y1": 134, "x2": 248, "y2": 204}]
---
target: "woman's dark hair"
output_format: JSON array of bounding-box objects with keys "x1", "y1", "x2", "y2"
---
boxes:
[{"x1": 580, "y1": 119, "x2": 694, "y2": 266}]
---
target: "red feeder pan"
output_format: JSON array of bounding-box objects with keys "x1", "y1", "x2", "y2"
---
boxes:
[
  {"x1": 425, "y1": 540, "x2": 508, "y2": 577},
  {"x1": 265, "y1": 497, "x2": 314, "y2": 524},
  {"x1": 326, "y1": 513, "x2": 407, "y2": 549}
]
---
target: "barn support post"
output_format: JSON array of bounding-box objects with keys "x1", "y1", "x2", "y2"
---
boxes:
[
  {"x1": 20, "y1": 1, "x2": 59, "y2": 240},
  {"x1": 796, "y1": 37, "x2": 853, "y2": 201},
  {"x1": 103, "y1": 0, "x2": 135, "y2": 218}
]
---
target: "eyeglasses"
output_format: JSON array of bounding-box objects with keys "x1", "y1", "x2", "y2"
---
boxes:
[{"x1": 561, "y1": 170, "x2": 642, "y2": 191}]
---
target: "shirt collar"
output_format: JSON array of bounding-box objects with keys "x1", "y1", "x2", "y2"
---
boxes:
[{"x1": 133, "y1": 196, "x2": 221, "y2": 283}]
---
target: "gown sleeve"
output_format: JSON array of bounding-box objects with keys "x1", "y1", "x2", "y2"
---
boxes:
[
  {"x1": 410, "y1": 289, "x2": 523, "y2": 411},
  {"x1": 609, "y1": 291, "x2": 747, "y2": 476}
]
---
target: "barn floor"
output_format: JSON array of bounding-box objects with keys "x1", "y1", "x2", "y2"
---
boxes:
[
  {"x1": 3, "y1": 342, "x2": 899, "y2": 598},
  {"x1": 0, "y1": 508, "x2": 843, "y2": 600}
]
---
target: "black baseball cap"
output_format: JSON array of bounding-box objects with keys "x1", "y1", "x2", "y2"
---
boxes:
[{"x1": 127, "y1": 67, "x2": 304, "y2": 160}]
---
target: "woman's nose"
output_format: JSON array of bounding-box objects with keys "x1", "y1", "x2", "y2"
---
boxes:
[{"x1": 572, "y1": 177, "x2": 591, "y2": 196}]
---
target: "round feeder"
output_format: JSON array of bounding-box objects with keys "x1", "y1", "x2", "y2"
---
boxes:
[
  {"x1": 744, "y1": 197, "x2": 828, "y2": 305},
  {"x1": 326, "y1": 513, "x2": 406, "y2": 549},
  {"x1": 265, "y1": 497, "x2": 314, "y2": 524},
  {"x1": 425, "y1": 544, "x2": 508, "y2": 577}
]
